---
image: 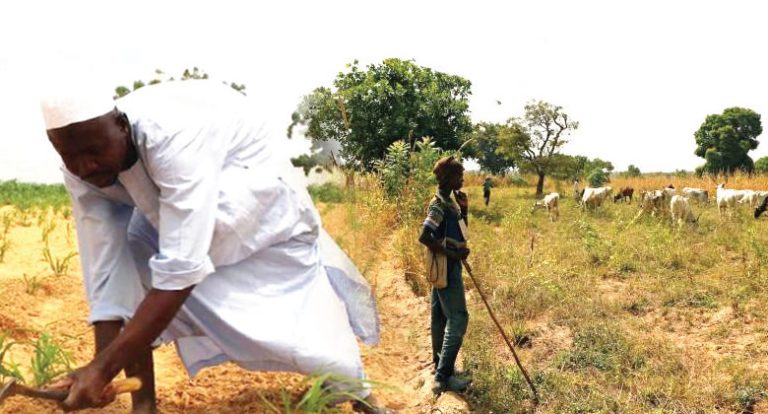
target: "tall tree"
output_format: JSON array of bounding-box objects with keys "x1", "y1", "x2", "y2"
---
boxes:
[
  {"x1": 694, "y1": 107, "x2": 762, "y2": 174},
  {"x1": 114, "y1": 67, "x2": 246, "y2": 98},
  {"x1": 497, "y1": 101, "x2": 579, "y2": 195},
  {"x1": 288, "y1": 59, "x2": 473, "y2": 170},
  {"x1": 466, "y1": 122, "x2": 515, "y2": 175},
  {"x1": 625, "y1": 164, "x2": 641, "y2": 177},
  {"x1": 755, "y1": 156, "x2": 768, "y2": 174}
]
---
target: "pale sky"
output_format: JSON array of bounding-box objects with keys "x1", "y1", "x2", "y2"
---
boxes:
[{"x1": 1, "y1": 0, "x2": 767, "y2": 183}]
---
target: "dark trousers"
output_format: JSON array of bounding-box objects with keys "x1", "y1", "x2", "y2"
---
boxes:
[
  {"x1": 431, "y1": 261, "x2": 469, "y2": 382},
  {"x1": 483, "y1": 190, "x2": 490, "y2": 206}
]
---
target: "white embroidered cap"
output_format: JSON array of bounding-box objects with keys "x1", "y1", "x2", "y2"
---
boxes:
[{"x1": 40, "y1": 89, "x2": 115, "y2": 130}]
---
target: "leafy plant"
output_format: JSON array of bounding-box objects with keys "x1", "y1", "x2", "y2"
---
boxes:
[
  {"x1": 0, "y1": 212, "x2": 12, "y2": 263},
  {"x1": 22, "y1": 273, "x2": 45, "y2": 295},
  {"x1": 0, "y1": 334, "x2": 24, "y2": 383},
  {"x1": 259, "y1": 372, "x2": 372, "y2": 414},
  {"x1": 30, "y1": 333, "x2": 72, "y2": 387},
  {"x1": 42, "y1": 246, "x2": 77, "y2": 277},
  {"x1": 41, "y1": 219, "x2": 56, "y2": 243}
]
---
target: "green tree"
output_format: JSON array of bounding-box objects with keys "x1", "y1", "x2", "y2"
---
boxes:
[
  {"x1": 626, "y1": 164, "x2": 641, "y2": 177},
  {"x1": 114, "y1": 67, "x2": 246, "y2": 98},
  {"x1": 548, "y1": 154, "x2": 585, "y2": 181},
  {"x1": 497, "y1": 101, "x2": 579, "y2": 195},
  {"x1": 288, "y1": 59, "x2": 473, "y2": 170},
  {"x1": 587, "y1": 167, "x2": 610, "y2": 187},
  {"x1": 584, "y1": 158, "x2": 614, "y2": 174},
  {"x1": 548, "y1": 154, "x2": 616, "y2": 183},
  {"x1": 375, "y1": 137, "x2": 455, "y2": 221},
  {"x1": 755, "y1": 156, "x2": 768, "y2": 173},
  {"x1": 466, "y1": 122, "x2": 515, "y2": 175},
  {"x1": 290, "y1": 153, "x2": 328, "y2": 176},
  {"x1": 694, "y1": 107, "x2": 762, "y2": 174}
]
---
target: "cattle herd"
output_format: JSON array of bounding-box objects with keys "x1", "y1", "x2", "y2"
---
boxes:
[{"x1": 531, "y1": 182, "x2": 768, "y2": 226}]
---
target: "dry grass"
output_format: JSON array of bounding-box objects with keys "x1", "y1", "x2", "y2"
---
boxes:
[{"x1": 452, "y1": 176, "x2": 768, "y2": 413}]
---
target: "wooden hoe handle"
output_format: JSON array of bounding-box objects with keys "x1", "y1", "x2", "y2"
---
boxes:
[
  {"x1": 11, "y1": 377, "x2": 143, "y2": 402},
  {"x1": 107, "y1": 377, "x2": 143, "y2": 394}
]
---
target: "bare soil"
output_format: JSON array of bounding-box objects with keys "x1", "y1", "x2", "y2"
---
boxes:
[{"x1": 0, "y1": 210, "x2": 436, "y2": 413}]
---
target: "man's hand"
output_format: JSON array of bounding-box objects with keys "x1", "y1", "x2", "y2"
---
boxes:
[
  {"x1": 447, "y1": 247, "x2": 470, "y2": 261},
  {"x1": 51, "y1": 363, "x2": 116, "y2": 412}
]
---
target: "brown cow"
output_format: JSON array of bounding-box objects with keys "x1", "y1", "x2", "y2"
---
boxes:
[{"x1": 613, "y1": 187, "x2": 634, "y2": 204}]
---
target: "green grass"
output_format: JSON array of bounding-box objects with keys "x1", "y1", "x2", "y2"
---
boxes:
[
  {"x1": 308, "y1": 183, "x2": 350, "y2": 204},
  {"x1": 0, "y1": 180, "x2": 69, "y2": 210}
]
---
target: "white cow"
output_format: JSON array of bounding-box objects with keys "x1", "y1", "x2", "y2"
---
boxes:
[
  {"x1": 581, "y1": 186, "x2": 612, "y2": 210},
  {"x1": 533, "y1": 192, "x2": 560, "y2": 221},
  {"x1": 670, "y1": 195, "x2": 699, "y2": 227},
  {"x1": 639, "y1": 190, "x2": 664, "y2": 216},
  {"x1": 639, "y1": 188, "x2": 674, "y2": 216},
  {"x1": 738, "y1": 190, "x2": 759, "y2": 208},
  {"x1": 682, "y1": 187, "x2": 709, "y2": 204},
  {"x1": 716, "y1": 183, "x2": 739, "y2": 217}
]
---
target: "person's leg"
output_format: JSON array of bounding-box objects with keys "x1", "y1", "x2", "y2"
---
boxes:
[
  {"x1": 93, "y1": 321, "x2": 156, "y2": 413},
  {"x1": 126, "y1": 213, "x2": 160, "y2": 413},
  {"x1": 124, "y1": 349, "x2": 156, "y2": 414},
  {"x1": 434, "y1": 262, "x2": 469, "y2": 383},
  {"x1": 431, "y1": 287, "x2": 447, "y2": 371}
]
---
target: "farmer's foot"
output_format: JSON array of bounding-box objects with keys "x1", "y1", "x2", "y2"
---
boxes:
[
  {"x1": 131, "y1": 402, "x2": 157, "y2": 414},
  {"x1": 351, "y1": 394, "x2": 395, "y2": 414},
  {"x1": 432, "y1": 375, "x2": 472, "y2": 395}
]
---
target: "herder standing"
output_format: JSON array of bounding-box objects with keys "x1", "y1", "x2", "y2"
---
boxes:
[{"x1": 418, "y1": 156, "x2": 472, "y2": 394}]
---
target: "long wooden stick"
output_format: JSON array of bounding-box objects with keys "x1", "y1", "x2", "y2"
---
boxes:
[{"x1": 461, "y1": 260, "x2": 539, "y2": 404}]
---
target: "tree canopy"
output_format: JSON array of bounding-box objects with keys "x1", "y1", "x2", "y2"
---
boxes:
[
  {"x1": 755, "y1": 156, "x2": 768, "y2": 174},
  {"x1": 288, "y1": 59, "x2": 473, "y2": 170},
  {"x1": 466, "y1": 122, "x2": 515, "y2": 175},
  {"x1": 114, "y1": 67, "x2": 246, "y2": 98},
  {"x1": 497, "y1": 101, "x2": 579, "y2": 194},
  {"x1": 625, "y1": 164, "x2": 641, "y2": 177},
  {"x1": 548, "y1": 154, "x2": 614, "y2": 182},
  {"x1": 694, "y1": 107, "x2": 762, "y2": 174}
]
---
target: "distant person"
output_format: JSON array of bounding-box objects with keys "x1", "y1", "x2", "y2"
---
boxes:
[
  {"x1": 40, "y1": 80, "x2": 389, "y2": 413},
  {"x1": 418, "y1": 156, "x2": 472, "y2": 395},
  {"x1": 483, "y1": 176, "x2": 493, "y2": 206},
  {"x1": 573, "y1": 179, "x2": 581, "y2": 202}
]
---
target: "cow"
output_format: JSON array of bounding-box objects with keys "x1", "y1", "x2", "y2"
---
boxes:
[
  {"x1": 738, "y1": 190, "x2": 759, "y2": 208},
  {"x1": 757, "y1": 191, "x2": 768, "y2": 206},
  {"x1": 533, "y1": 192, "x2": 560, "y2": 222},
  {"x1": 638, "y1": 190, "x2": 665, "y2": 216},
  {"x1": 682, "y1": 187, "x2": 709, "y2": 204},
  {"x1": 670, "y1": 195, "x2": 699, "y2": 227},
  {"x1": 613, "y1": 187, "x2": 634, "y2": 204},
  {"x1": 581, "y1": 186, "x2": 612, "y2": 210},
  {"x1": 756, "y1": 195, "x2": 768, "y2": 218}
]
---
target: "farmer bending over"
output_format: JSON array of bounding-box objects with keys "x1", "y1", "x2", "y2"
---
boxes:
[
  {"x1": 40, "y1": 80, "x2": 390, "y2": 413},
  {"x1": 419, "y1": 156, "x2": 472, "y2": 394}
]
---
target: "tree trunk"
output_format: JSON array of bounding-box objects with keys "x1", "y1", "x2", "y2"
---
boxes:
[{"x1": 536, "y1": 173, "x2": 545, "y2": 196}]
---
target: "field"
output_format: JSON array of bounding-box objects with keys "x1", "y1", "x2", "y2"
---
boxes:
[{"x1": 4, "y1": 174, "x2": 768, "y2": 413}]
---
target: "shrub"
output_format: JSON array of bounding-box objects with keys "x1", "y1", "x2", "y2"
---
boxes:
[
  {"x1": 587, "y1": 168, "x2": 610, "y2": 187},
  {"x1": 308, "y1": 183, "x2": 349, "y2": 204}
]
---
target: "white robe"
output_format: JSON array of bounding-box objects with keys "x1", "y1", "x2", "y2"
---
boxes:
[{"x1": 62, "y1": 81, "x2": 379, "y2": 387}]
